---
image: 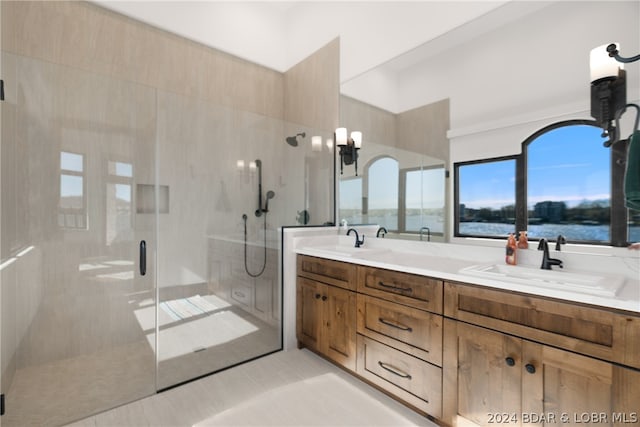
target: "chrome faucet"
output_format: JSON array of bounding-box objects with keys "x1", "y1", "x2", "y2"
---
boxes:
[
  {"x1": 376, "y1": 227, "x2": 388, "y2": 238},
  {"x1": 419, "y1": 226, "x2": 431, "y2": 242},
  {"x1": 347, "y1": 228, "x2": 365, "y2": 248},
  {"x1": 555, "y1": 234, "x2": 567, "y2": 251},
  {"x1": 537, "y1": 238, "x2": 563, "y2": 270}
]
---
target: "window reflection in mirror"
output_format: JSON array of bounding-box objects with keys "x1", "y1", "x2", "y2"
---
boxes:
[
  {"x1": 338, "y1": 140, "x2": 446, "y2": 239},
  {"x1": 367, "y1": 157, "x2": 399, "y2": 230},
  {"x1": 59, "y1": 151, "x2": 87, "y2": 230},
  {"x1": 403, "y1": 166, "x2": 445, "y2": 234},
  {"x1": 339, "y1": 175, "x2": 363, "y2": 224},
  {"x1": 106, "y1": 160, "x2": 134, "y2": 245}
]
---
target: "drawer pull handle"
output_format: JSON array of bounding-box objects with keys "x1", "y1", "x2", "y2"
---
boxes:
[
  {"x1": 378, "y1": 361, "x2": 412, "y2": 379},
  {"x1": 378, "y1": 317, "x2": 413, "y2": 332},
  {"x1": 377, "y1": 281, "x2": 413, "y2": 293}
]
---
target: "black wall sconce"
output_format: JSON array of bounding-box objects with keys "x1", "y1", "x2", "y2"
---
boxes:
[
  {"x1": 590, "y1": 43, "x2": 640, "y2": 146},
  {"x1": 335, "y1": 127, "x2": 362, "y2": 175}
]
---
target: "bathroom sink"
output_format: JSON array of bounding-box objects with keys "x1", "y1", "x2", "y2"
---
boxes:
[
  {"x1": 458, "y1": 263, "x2": 625, "y2": 297},
  {"x1": 302, "y1": 245, "x2": 390, "y2": 258}
]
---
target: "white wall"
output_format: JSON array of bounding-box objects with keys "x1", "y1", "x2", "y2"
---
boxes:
[
  {"x1": 400, "y1": 1, "x2": 640, "y2": 161},
  {"x1": 284, "y1": 1, "x2": 506, "y2": 82},
  {"x1": 94, "y1": 1, "x2": 507, "y2": 80},
  {"x1": 94, "y1": 1, "x2": 288, "y2": 71}
]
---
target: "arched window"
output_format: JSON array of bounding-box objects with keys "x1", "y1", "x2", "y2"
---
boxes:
[
  {"x1": 455, "y1": 119, "x2": 635, "y2": 246},
  {"x1": 366, "y1": 157, "x2": 399, "y2": 230},
  {"x1": 525, "y1": 122, "x2": 610, "y2": 243}
]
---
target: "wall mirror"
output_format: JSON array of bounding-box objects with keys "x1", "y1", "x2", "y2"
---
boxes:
[{"x1": 337, "y1": 1, "x2": 639, "y2": 245}]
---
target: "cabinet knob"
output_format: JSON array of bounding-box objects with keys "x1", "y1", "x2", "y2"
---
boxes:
[
  {"x1": 315, "y1": 294, "x2": 321, "y2": 299},
  {"x1": 505, "y1": 357, "x2": 516, "y2": 366},
  {"x1": 525, "y1": 363, "x2": 536, "y2": 374},
  {"x1": 321, "y1": 295, "x2": 327, "y2": 301}
]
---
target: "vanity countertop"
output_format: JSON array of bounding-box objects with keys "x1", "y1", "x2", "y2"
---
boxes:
[{"x1": 294, "y1": 234, "x2": 640, "y2": 314}]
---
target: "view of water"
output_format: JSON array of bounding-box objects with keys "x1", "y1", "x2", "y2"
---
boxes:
[
  {"x1": 460, "y1": 222, "x2": 640, "y2": 243},
  {"x1": 342, "y1": 212, "x2": 640, "y2": 243},
  {"x1": 346, "y1": 214, "x2": 445, "y2": 234}
]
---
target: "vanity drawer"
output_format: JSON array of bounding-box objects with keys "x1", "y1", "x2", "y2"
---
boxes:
[
  {"x1": 444, "y1": 281, "x2": 640, "y2": 369},
  {"x1": 357, "y1": 334, "x2": 442, "y2": 418},
  {"x1": 357, "y1": 266, "x2": 443, "y2": 313},
  {"x1": 297, "y1": 255, "x2": 357, "y2": 291},
  {"x1": 357, "y1": 294, "x2": 442, "y2": 366}
]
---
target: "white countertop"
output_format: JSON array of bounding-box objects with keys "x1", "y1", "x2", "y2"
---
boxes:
[{"x1": 294, "y1": 234, "x2": 640, "y2": 314}]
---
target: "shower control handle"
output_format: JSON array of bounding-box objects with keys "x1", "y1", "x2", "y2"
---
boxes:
[{"x1": 139, "y1": 240, "x2": 146, "y2": 276}]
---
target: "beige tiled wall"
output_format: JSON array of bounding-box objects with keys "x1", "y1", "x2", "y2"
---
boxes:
[
  {"x1": 340, "y1": 95, "x2": 397, "y2": 149},
  {"x1": 2, "y1": 1, "x2": 284, "y2": 120},
  {"x1": 397, "y1": 99, "x2": 450, "y2": 163},
  {"x1": 285, "y1": 38, "x2": 340, "y2": 132},
  {"x1": 340, "y1": 95, "x2": 449, "y2": 161}
]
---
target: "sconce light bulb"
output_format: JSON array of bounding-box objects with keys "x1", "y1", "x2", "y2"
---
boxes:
[
  {"x1": 590, "y1": 43, "x2": 623, "y2": 83},
  {"x1": 351, "y1": 131, "x2": 362, "y2": 149},
  {"x1": 335, "y1": 127, "x2": 348, "y2": 146},
  {"x1": 311, "y1": 135, "x2": 322, "y2": 152},
  {"x1": 326, "y1": 138, "x2": 334, "y2": 152}
]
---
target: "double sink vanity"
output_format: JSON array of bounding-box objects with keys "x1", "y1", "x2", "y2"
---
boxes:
[{"x1": 293, "y1": 233, "x2": 640, "y2": 426}]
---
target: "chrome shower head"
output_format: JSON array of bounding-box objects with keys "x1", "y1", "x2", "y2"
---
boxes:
[{"x1": 286, "y1": 132, "x2": 305, "y2": 147}]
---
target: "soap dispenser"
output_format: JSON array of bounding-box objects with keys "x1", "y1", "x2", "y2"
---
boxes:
[
  {"x1": 517, "y1": 230, "x2": 529, "y2": 249},
  {"x1": 505, "y1": 233, "x2": 517, "y2": 265}
]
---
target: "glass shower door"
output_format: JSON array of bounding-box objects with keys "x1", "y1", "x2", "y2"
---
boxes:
[
  {"x1": 0, "y1": 52, "x2": 158, "y2": 426},
  {"x1": 154, "y1": 91, "x2": 282, "y2": 390}
]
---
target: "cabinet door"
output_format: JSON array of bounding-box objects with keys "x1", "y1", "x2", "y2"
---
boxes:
[
  {"x1": 522, "y1": 342, "x2": 640, "y2": 427},
  {"x1": 455, "y1": 322, "x2": 522, "y2": 427},
  {"x1": 296, "y1": 277, "x2": 323, "y2": 351},
  {"x1": 324, "y1": 285, "x2": 357, "y2": 370}
]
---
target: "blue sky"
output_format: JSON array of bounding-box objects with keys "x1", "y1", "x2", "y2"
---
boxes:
[
  {"x1": 460, "y1": 124, "x2": 609, "y2": 210},
  {"x1": 340, "y1": 124, "x2": 609, "y2": 213}
]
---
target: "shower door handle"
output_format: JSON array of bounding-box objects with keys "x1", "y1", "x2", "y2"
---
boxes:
[{"x1": 139, "y1": 240, "x2": 146, "y2": 276}]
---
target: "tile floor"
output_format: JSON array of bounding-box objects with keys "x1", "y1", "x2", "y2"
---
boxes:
[
  {"x1": 3, "y1": 304, "x2": 279, "y2": 427},
  {"x1": 65, "y1": 349, "x2": 436, "y2": 427}
]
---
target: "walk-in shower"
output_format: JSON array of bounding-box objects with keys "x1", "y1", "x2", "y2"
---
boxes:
[{"x1": 0, "y1": 2, "x2": 335, "y2": 425}]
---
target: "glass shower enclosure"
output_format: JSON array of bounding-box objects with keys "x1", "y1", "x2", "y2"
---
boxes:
[{"x1": 0, "y1": 5, "x2": 335, "y2": 424}]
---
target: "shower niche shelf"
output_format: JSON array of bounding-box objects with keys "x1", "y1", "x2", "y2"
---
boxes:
[{"x1": 136, "y1": 184, "x2": 170, "y2": 214}]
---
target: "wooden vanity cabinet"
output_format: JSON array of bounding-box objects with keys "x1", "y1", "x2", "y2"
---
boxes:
[
  {"x1": 443, "y1": 282, "x2": 640, "y2": 427},
  {"x1": 445, "y1": 320, "x2": 640, "y2": 427},
  {"x1": 297, "y1": 255, "x2": 640, "y2": 426},
  {"x1": 296, "y1": 256, "x2": 357, "y2": 370}
]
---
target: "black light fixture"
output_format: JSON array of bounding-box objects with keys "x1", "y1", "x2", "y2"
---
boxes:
[
  {"x1": 590, "y1": 43, "x2": 640, "y2": 146},
  {"x1": 335, "y1": 127, "x2": 362, "y2": 175}
]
